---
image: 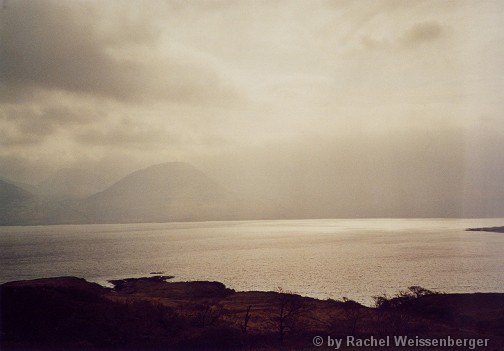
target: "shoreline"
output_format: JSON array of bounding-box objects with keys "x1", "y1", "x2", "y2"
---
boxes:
[
  {"x1": 4, "y1": 272, "x2": 504, "y2": 307},
  {"x1": 2, "y1": 275, "x2": 504, "y2": 350},
  {"x1": 1, "y1": 217, "x2": 504, "y2": 228},
  {"x1": 467, "y1": 226, "x2": 504, "y2": 233}
]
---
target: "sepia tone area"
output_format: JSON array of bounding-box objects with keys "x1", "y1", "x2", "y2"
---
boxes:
[{"x1": 1, "y1": 1, "x2": 503, "y2": 351}]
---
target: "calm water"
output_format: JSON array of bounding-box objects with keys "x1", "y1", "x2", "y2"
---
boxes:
[{"x1": 1, "y1": 219, "x2": 504, "y2": 304}]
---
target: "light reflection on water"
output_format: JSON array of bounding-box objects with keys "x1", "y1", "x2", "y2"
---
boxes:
[{"x1": 1, "y1": 218, "x2": 503, "y2": 304}]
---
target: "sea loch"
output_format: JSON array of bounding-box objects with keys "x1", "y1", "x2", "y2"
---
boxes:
[{"x1": 1, "y1": 218, "x2": 504, "y2": 304}]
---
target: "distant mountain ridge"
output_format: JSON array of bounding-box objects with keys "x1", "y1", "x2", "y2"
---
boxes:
[
  {"x1": 0, "y1": 180, "x2": 86, "y2": 225},
  {"x1": 82, "y1": 162, "x2": 238, "y2": 223},
  {"x1": 3, "y1": 161, "x2": 503, "y2": 226},
  {"x1": 0, "y1": 176, "x2": 38, "y2": 195},
  {"x1": 0, "y1": 180, "x2": 33, "y2": 208},
  {"x1": 0, "y1": 162, "x2": 244, "y2": 225},
  {"x1": 37, "y1": 168, "x2": 115, "y2": 200}
]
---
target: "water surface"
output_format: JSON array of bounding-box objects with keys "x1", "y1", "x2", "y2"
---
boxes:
[{"x1": 1, "y1": 218, "x2": 503, "y2": 304}]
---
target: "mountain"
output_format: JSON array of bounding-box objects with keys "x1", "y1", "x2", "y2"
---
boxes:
[
  {"x1": 0, "y1": 180, "x2": 33, "y2": 209},
  {"x1": 37, "y1": 168, "x2": 116, "y2": 200},
  {"x1": 82, "y1": 162, "x2": 240, "y2": 223},
  {"x1": 1, "y1": 162, "x2": 274, "y2": 225},
  {"x1": 0, "y1": 179, "x2": 87, "y2": 226},
  {"x1": 0, "y1": 176, "x2": 38, "y2": 194}
]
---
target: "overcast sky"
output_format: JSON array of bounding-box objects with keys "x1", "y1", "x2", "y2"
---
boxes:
[{"x1": 0, "y1": 0, "x2": 503, "y2": 216}]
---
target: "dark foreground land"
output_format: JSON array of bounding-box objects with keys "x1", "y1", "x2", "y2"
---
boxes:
[{"x1": 1, "y1": 277, "x2": 503, "y2": 350}]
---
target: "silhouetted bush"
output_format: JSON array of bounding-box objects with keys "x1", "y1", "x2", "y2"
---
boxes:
[
  {"x1": 373, "y1": 286, "x2": 439, "y2": 309},
  {"x1": 268, "y1": 288, "x2": 306, "y2": 345}
]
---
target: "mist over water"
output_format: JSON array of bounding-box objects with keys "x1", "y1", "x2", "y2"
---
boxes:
[{"x1": 1, "y1": 218, "x2": 503, "y2": 304}]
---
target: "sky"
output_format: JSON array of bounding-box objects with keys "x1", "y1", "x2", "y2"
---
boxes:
[{"x1": 0, "y1": 0, "x2": 503, "y2": 216}]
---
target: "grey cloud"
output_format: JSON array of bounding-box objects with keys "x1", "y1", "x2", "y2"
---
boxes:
[
  {"x1": 0, "y1": 0, "x2": 240, "y2": 104},
  {"x1": 402, "y1": 21, "x2": 444, "y2": 45},
  {"x1": 0, "y1": 154, "x2": 53, "y2": 183},
  {"x1": 74, "y1": 118, "x2": 176, "y2": 147},
  {"x1": 359, "y1": 21, "x2": 444, "y2": 51},
  {"x1": 0, "y1": 128, "x2": 43, "y2": 146},
  {"x1": 159, "y1": 0, "x2": 240, "y2": 12},
  {"x1": 74, "y1": 118, "x2": 226, "y2": 148},
  {"x1": 0, "y1": 105, "x2": 101, "y2": 145}
]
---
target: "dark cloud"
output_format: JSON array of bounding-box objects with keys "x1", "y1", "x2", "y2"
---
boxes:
[
  {"x1": 402, "y1": 21, "x2": 444, "y2": 45},
  {"x1": 0, "y1": 0, "x2": 239, "y2": 104}
]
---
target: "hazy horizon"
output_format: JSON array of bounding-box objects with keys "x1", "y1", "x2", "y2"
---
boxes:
[{"x1": 1, "y1": 0, "x2": 503, "y2": 218}]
